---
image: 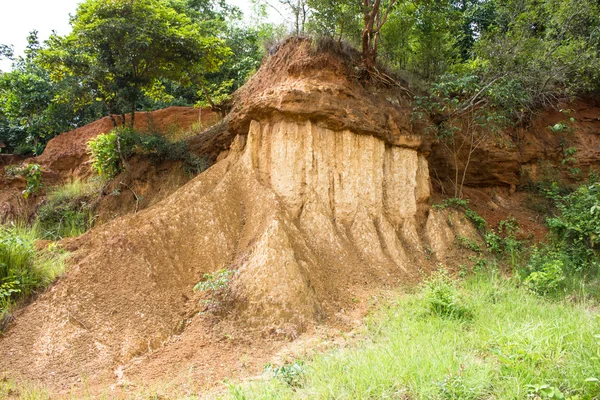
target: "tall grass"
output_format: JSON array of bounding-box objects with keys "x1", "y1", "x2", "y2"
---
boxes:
[
  {"x1": 37, "y1": 178, "x2": 102, "y2": 240},
  {"x1": 46, "y1": 178, "x2": 104, "y2": 204},
  {"x1": 0, "y1": 224, "x2": 68, "y2": 322},
  {"x1": 228, "y1": 270, "x2": 600, "y2": 399}
]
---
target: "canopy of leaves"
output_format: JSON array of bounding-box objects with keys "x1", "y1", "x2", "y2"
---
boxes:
[{"x1": 41, "y1": 0, "x2": 232, "y2": 121}]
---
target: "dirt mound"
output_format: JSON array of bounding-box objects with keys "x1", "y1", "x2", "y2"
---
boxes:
[
  {"x1": 0, "y1": 39, "x2": 475, "y2": 394},
  {"x1": 33, "y1": 106, "x2": 216, "y2": 179}
]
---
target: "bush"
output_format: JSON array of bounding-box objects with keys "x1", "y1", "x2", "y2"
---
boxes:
[
  {"x1": 547, "y1": 183, "x2": 600, "y2": 273},
  {"x1": 484, "y1": 217, "x2": 524, "y2": 268},
  {"x1": 3, "y1": 163, "x2": 43, "y2": 198},
  {"x1": 423, "y1": 268, "x2": 473, "y2": 320},
  {"x1": 524, "y1": 258, "x2": 565, "y2": 296},
  {"x1": 87, "y1": 128, "x2": 136, "y2": 178},
  {"x1": 36, "y1": 179, "x2": 101, "y2": 240}
]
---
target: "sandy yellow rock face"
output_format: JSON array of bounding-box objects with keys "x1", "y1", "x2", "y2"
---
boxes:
[{"x1": 243, "y1": 119, "x2": 429, "y2": 234}]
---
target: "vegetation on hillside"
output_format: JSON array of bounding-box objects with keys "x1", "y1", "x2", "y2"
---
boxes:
[
  {"x1": 0, "y1": 225, "x2": 69, "y2": 327},
  {"x1": 229, "y1": 268, "x2": 600, "y2": 399}
]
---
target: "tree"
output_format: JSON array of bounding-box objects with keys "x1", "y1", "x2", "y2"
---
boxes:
[
  {"x1": 41, "y1": 0, "x2": 231, "y2": 129},
  {"x1": 0, "y1": 31, "x2": 102, "y2": 154},
  {"x1": 361, "y1": 0, "x2": 396, "y2": 71}
]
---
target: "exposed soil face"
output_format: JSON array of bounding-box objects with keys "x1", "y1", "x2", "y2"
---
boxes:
[
  {"x1": 428, "y1": 98, "x2": 600, "y2": 189},
  {"x1": 0, "y1": 107, "x2": 217, "y2": 222}
]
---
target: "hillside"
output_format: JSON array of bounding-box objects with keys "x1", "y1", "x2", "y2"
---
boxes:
[{"x1": 0, "y1": 37, "x2": 599, "y2": 398}]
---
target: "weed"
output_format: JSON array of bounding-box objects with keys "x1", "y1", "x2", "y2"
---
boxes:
[
  {"x1": 194, "y1": 268, "x2": 235, "y2": 293},
  {"x1": 194, "y1": 268, "x2": 236, "y2": 312},
  {"x1": 228, "y1": 271, "x2": 600, "y2": 399},
  {"x1": 88, "y1": 127, "x2": 209, "y2": 178},
  {"x1": 423, "y1": 268, "x2": 473, "y2": 320},
  {"x1": 434, "y1": 198, "x2": 487, "y2": 233},
  {"x1": 524, "y1": 258, "x2": 565, "y2": 296},
  {"x1": 456, "y1": 235, "x2": 482, "y2": 253},
  {"x1": 265, "y1": 362, "x2": 305, "y2": 388},
  {"x1": 36, "y1": 179, "x2": 101, "y2": 240},
  {"x1": 484, "y1": 217, "x2": 524, "y2": 269}
]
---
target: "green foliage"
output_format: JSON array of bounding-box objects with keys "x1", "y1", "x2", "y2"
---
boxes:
[
  {"x1": 524, "y1": 258, "x2": 565, "y2": 296},
  {"x1": 229, "y1": 272, "x2": 600, "y2": 399},
  {"x1": 546, "y1": 183, "x2": 600, "y2": 273},
  {"x1": 484, "y1": 217, "x2": 524, "y2": 268},
  {"x1": 22, "y1": 164, "x2": 43, "y2": 199},
  {"x1": 87, "y1": 131, "x2": 123, "y2": 178},
  {"x1": 433, "y1": 198, "x2": 487, "y2": 233},
  {"x1": 36, "y1": 179, "x2": 102, "y2": 240},
  {"x1": 136, "y1": 130, "x2": 208, "y2": 174},
  {"x1": 456, "y1": 235, "x2": 481, "y2": 253},
  {"x1": 265, "y1": 362, "x2": 305, "y2": 388},
  {"x1": 3, "y1": 163, "x2": 43, "y2": 198},
  {"x1": 423, "y1": 268, "x2": 473, "y2": 320},
  {"x1": 526, "y1": 384, "x2": 565, "y2": 400},
  {"x1": 0, "y1": 31, "x2": 103, "y2": 154},
  {"x1": 41, "y1": 0, "x2": 231, "y2": 122},
  {"x1": 0, "y1": 225, "x2": 68, "y2": 322},
  {"x1": 194, "y1": 268, "x2": 235, "y2": 293},
  {"x1": 88, "y1": 127, "x2": 208, "y2": 178}
]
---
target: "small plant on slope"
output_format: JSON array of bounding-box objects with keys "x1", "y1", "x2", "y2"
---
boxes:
[
  {"x1": 423, "y1": 268, "x2": 473, "y2": 320},
  {"x1": 194, "y1": 268, "x2": 236, "y2": 313}
]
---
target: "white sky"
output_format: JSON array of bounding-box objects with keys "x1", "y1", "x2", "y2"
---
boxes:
[{"x1": 0, "y1": 0, "x2": 285, "y2": 72}]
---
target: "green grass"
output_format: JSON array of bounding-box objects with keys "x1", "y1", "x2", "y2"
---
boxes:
[
  {"x1": 46, "y1": 178, "x2": 104, "y2": 204},
  {"x1": 0, "y1": 224, "x2": 69, "y2": 323},
  {"x1": 228, "y1": 270, "x2": 600, "y2": 400},
  {"x1": 37, "y1": 178, "x2": 102, "y2": 240},
  {"x1": 0, "y1": 378, "x2": 50, "y2": 399}
]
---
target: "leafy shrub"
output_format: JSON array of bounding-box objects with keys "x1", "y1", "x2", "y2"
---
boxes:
[
  {"x1": 546, "y1": 183, "x2": 600, "y2": 273},
  {"x1": 456, "y1": 235, "x2": 481, "y2": 253},
  {"x1": 194, "y1": 268, "x2": 236, "y2": 312},
  {"x1": 265, "y1": 362, "x2": 305, "y2": 388},
  {"x1": 88, "y1": 127, "x2": 208, "y2": 178},
  {"x1": 423, "y1": 268, "x2": 473, "y2": 320},
  {"x1": 194, "y1": 268, "x2": 235, "y2": 293},
  {"x1": 87, "y1": 128, "x2": 137, "y2": 178},
  {"x1": 484, "y1": 217, "x2": 524, "y2": 268},
  {"x1": 22, "y1": 164, "x2": 43, "y2": 199},
  {"x1": 136, "y1": 131, "x2": 208, "y2": 174},
  {"x1": 524, "y1": 259, "x2": 565, "y2": 296}
]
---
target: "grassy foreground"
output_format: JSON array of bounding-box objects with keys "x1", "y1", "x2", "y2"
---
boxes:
[{"x1": 228, "y1": 269, "x2": 600, "y2": 400}]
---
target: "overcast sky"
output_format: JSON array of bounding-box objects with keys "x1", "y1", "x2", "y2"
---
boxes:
[{"x1": 0, "y1": 0, "x2": 285, "y2": 72}]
